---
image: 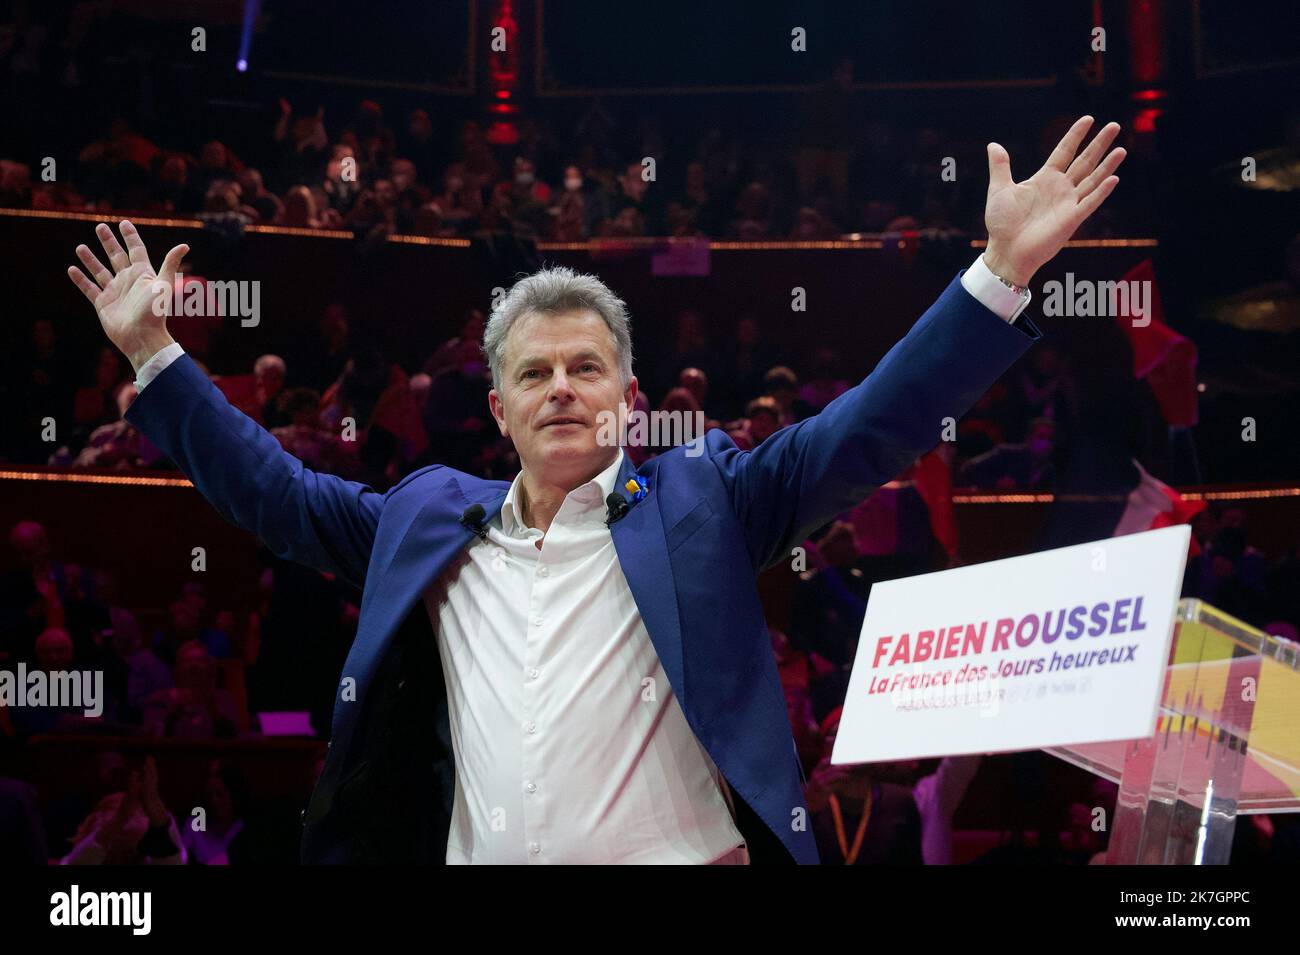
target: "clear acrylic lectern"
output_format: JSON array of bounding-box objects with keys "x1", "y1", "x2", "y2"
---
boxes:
[{"x1": 1047, "y1": 598, "x2": 1300, "y2": 864}]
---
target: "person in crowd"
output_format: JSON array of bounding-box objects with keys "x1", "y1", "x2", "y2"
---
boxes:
[
  {"x1": 64, "y1": 383, "x2": 164, "y2": 469},
  {"x1": 798, "y1": 345, "x2": 851, "y2": 412},
  {"x1": 763, "y1": 366, "x2": 818, "y2": 425},
  {"x1": 0, "y1": 521, "x2": 107, "y2": 665},
  {"x1": 2, "y1": 627, "x2": 99, "y2": 736},
  {"x1": 806, "y1": 708, "x2": 983, "y2": 865},
  {"x1": 423, "y1": 309, "x2": 487, "y2": 379},
  {"x1": 421, "y1": 338, "x2": 495, "y2": 474},
  {"x1": 740, "y1": 395, "x2": 783, "y2": 447},
  {"x1": 237, "y1": 167, "x2": 282, "y2": 223},
  {"x1": 287, "y1": 302, "x2": 351, "y2": 392},
  {"x1": 62, "y1": 756, "x2": 186, "y2": 864},
  {"x1": 958, "y1": 416, "x2": 1058, "y2": 489},
  {"x1": 553, "y1": 163, "x2": 600, "y2": 236},
  {"x1": 789, "y1": 520, "x2": 868, "y2": 670},
  {"x1": 716, "y1": 316, "x2": 779, "y2": 418},
  {"x1": 71, "y1": 345, "x2": 128, "y2": 434},
  {"x1": 254, "y1": 354, "x2": 289, "y2": 429},
  {"x1": 180, "y1": 761, "x2": 249, "y2": 865},
  {"x1": 650, "y1": 386, "x2": 705, "y2": 456},
  {"x1": 151, "y1": 595, "x2": 231, "y2": 664},
  {"x1": 142, "y1": 640, "x2": 241, "y2": 739},
  {"x1": 602, "y1": 159, "x2": 663, "y2": 235},
  {"x1": 1185, "y1": 517, "x2": 1270, "y2": 625},
  {"x1": 648, "y1": 309, "x2": 713, "y2": 401},
  {"x1": 102, "y1": 606, "x2": 171, "y2": 725},
  {"x1": 270, "y1": 387, "x2": 334, "y2": 470}
]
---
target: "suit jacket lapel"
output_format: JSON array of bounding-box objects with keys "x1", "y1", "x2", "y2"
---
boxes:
[
  {"x1": 609, "y1": 455, "x2": 689, "y2": 724},
  {"x1": 335, "y1": 475, "x2": 504, "y2": 747}
]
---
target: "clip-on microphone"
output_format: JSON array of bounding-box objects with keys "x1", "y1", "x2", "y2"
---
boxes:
[
  {"x1": 459, "y1": 503, "x2": 489, "y2": 541},
  {"x1": 605, "y1": 492, "x2": 630, "y2": 527}
]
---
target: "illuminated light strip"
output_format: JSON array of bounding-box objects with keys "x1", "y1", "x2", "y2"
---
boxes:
[
  {"x1": 972, "y1": 239, "x2": 1164, "y2": 250},
  {"x1": 0, "y1": 208, "x2": 355, "y2": 238},
  {"x1": 246, "y1": 224, "x2": 353, "y2": 239},
  {"x1": 710, "y1": 240, "x2": 886, "y2": 251},
  {"x1": 2, "y1": 210, "x2": 1159, "y2": 251},
  {"x1": 952, "y1": 493, "x2": 1057, "y2": 504},
  {"x1": 1181, "y1": 488, "x2": 1300, "y2": 501},
  {"x1": 386, "y1": 234, "x2": 472, "y2": 248},
  {"x1": 953, "y1": 487, "x2": 1300, "y2": 504},
  {"x1": 0, "y1": 470, "x2": 192, "y2": 488},
  {"x1": 0, "y1": 208, "x2": 202, "y2": 228}
]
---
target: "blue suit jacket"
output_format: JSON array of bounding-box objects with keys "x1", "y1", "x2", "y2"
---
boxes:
[{"x1": 125, "y1": 271, "x2": 1039, "y2": 864}]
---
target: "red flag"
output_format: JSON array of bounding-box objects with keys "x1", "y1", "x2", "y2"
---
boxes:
[
  {"x1": 911, "y1": 450, "x2": 959, "y2": 560},
  {"x1": 1113, "y1": 460, "x2": 1206, "y2": 558},
  {"x1": 1114, "y1": 259, "x2": 1199, "y2": 427}
]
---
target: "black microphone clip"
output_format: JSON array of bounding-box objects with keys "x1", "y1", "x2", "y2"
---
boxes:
[
  {"x1": 459, "y1": 503, "x2": 489, "y2": 541},
  {"x1": 605, "y1": 492, "x2": 631, "y2": 527}
]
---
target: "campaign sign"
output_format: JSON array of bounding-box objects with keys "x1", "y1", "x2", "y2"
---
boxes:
[{"x1": 831, "y1": 525, "x2": 1192, "y2": 765}]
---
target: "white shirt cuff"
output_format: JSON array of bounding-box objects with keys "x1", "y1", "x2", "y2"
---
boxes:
[
  {"x1": 962, "y1": 253, "x2": 1032, "y2": 323},
  {"x1": 134, "y1": 342, "x2": 186, "y2": 391}
]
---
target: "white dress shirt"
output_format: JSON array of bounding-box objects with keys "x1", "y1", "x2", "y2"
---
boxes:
[
  {"x1": 424, "y1": 446, "x2": 750, "y2": 863},
  {"x1": 128, "y1": 255, "x2": 1027, "y2": 864}
]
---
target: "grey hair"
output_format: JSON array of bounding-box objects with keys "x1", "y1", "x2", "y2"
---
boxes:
[{"x1": 483, "y1": 266, "x2": 633, "y2": 392}]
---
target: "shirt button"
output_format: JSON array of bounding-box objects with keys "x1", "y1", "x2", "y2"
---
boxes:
[
  {"x1": 525, "y1": 781, "x2": 538, "y2": 793},
  {"x1": 538, "y1": 566, "x2": 549, "y2": 577},
  {"x1": 529, "y1": 842, "x2": 541, "y2": 855},
  {"x1": 525, "y1": 721, "x2": 536, "y2": 734},
  {"x1": 528, "y1": 667, "x2": 540, "y2": 679},
  {"x1": 532, "y1": 616, "x2": 543, "y2": 627}
]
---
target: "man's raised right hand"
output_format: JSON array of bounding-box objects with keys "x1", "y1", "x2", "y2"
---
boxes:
[{"x1": 67, "y1": 220, "x2": 189, "y2": 375}]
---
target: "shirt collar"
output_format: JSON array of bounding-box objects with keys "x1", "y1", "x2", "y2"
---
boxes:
[{"x1": 500, "y1": 447, "x2": 626, "y2": 536}]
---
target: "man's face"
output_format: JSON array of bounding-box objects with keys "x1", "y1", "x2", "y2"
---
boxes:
[{"x1": 489, "y1": 309, "x2": 636, "y2": 485}]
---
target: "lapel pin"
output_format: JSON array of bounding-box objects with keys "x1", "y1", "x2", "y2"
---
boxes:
[{"x1": 625, "y1": 476, "x2": 649, "y2": 503}]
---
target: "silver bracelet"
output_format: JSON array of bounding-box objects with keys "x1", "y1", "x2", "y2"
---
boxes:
[{"x1": 983, "y1": 254, "x2": 1030, "y2": 297}]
